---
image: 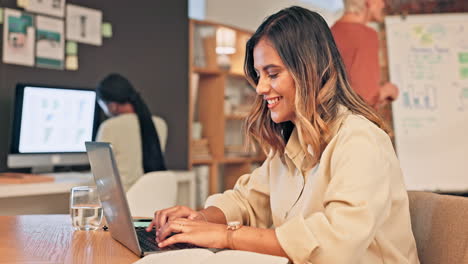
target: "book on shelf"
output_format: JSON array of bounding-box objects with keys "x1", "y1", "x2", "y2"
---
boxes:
[
  {"x1": 192, "y1": 138, "x2": 211, "y2": 158},
  {"x1": 193, "y1": 25, "x2": 216, "y2": 68},
  {"x1": 190, "y1": 73, "x2": 200, "y2": 122},
  {"x1": 192, "y1": 154, "x2": 213, "y2": 161},
  {"x1": 192, "y1": 138, "x2": 209, "y2": 147},
  {"x1": 132, "y1": 248, "x2": 289, "y2": 264}
]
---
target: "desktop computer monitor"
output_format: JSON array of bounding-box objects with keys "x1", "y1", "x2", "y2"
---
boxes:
[{"x1": 8, "y1": 83, "x2": 100, "y2": 173}]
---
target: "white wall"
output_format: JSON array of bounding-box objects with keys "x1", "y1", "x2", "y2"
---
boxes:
[
  {"x1": 188, "y1": 0, "x2": 206, "y2": 20},
  {"x1": 203, "y1": 0, "x2": 343, "y2": 31}
]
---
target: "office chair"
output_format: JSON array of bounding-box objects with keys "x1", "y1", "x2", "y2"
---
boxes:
[
  {"x1": 126, "y1": 170, "x2": 178, "y2": 217},
  {"x1": 126, "y1": 117, "x2": 196, "y2": 217},
  {"x1": 407, "y1": 191, "x2": 468, "y2": 264}
]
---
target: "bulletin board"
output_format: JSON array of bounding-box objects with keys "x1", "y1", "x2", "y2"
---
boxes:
[{"x1": 385, "y1": 13, "x2": 468, "y2": 191}]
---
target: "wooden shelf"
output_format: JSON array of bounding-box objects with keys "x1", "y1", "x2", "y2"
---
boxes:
[
  {"x1": 192, "y1": 157, "x2": 215, "y2": 165},
  {"x1": 193, "y1": 67, "x2": 222, "y2": 75},
  {"x1": 221, "y1": 156, "x2": 251, "y2": 164},
  {"x1": 227, "y1": 71, "x2": 246, "y2": 79},
  {"x1": 225, "y1": 113, "x2": 248, "y2": 120},
  {"x1": 221, "y1": 155, "x2": 266, "y2": 164},
  {"x1": 189, "y1": 19, "x2": 254, "y2": 195},
  {"x1": 191, "y1": 18, "x2": 254, "y2": 35},
  {"x1": 193, "y1": 67, "x2": 246, "y2": 79}
]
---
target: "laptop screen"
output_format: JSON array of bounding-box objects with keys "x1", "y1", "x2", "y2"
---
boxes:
[{"x1": 85, "y1": 141, "x2": 142, "y2": 256}]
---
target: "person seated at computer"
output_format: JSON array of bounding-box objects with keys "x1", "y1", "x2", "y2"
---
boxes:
[
  {"x1": 96, "y1": 73, "x2": 167, "y2": 192},
  {"x1": 146, "y1": 7, "x2": 420, "y2": 264}
]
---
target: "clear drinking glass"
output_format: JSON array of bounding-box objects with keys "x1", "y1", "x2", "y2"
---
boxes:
[{"x1": 70, "y1": 186, "x2": 103, "y2": 231}]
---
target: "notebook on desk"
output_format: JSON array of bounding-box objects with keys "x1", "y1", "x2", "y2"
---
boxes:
[{"x1": 85, "y1": 141, "x2": 207, "y2": 257}]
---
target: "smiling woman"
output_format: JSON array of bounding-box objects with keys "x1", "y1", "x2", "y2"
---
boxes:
[{"x1": 148, "y1": 6, "x2": 420, "y2": 264}]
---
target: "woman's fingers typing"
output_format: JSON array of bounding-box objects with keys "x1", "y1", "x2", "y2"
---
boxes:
[
  {"x1": 146, "y1": 206, "x2": 199, "y2": 232},
  {"x1": 157, "y1": 219, "x2": 188, "y2": 243},
  {"x1": 147, "y1": 207, "x2": 175, "y2": 232}
]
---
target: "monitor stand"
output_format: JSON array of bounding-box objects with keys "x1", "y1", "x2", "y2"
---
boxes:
[{"x1": 31, "y1": 165, "x2": 54, "y2": 174}]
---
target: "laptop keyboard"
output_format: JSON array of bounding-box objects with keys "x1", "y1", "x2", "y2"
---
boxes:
[{"x1": 135, "y1": 227, "x2": 198, "y2": 252}]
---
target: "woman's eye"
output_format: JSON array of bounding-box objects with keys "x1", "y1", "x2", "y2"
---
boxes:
[{"x1": 268, "y1": 73, "x2": 278, "y2": 79}]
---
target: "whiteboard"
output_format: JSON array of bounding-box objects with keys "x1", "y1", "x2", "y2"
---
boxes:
[{"x1": 385, "y1": 14, "x2": 468, "y2": 191}]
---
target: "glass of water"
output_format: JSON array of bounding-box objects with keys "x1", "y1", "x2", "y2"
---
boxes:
[{"x1": 70, "y1": 186, "x2": 103, "y2": 231}]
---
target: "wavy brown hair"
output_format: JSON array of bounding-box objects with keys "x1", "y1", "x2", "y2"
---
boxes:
[{"x1": 244, "y1": 6, "x2": 390, "y2": 169}]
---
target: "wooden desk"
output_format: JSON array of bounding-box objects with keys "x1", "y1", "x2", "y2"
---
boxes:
[{"x1": 0, "y1": 215, "x2": 139, "y2": 264}]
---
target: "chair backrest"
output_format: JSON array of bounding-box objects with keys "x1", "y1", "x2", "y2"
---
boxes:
[
  {"x1": 407, "y1": 191, "x2": 468, "y2": 264},
  {"x1": 126, "y1": 170, "x2": 178, "y2": 217}
]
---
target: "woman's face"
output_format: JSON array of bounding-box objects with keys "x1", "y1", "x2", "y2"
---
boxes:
[
  {"x1": 98, "y1": 99, "x2": 116, "y2": 117},
  {"x1": 253, "y1": 38, "x2": 296, "y2": 124}
]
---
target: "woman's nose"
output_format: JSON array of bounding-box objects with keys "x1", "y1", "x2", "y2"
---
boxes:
[{"x1": 256, "y1": 77, "x2": 270, "y2": 95}]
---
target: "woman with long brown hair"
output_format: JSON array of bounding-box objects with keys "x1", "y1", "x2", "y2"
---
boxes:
[{"x1": 147, "y1": 6, "x2": 419, "y2": 264}]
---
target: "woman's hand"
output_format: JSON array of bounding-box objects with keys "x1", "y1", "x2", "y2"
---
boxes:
[
  {"x1": 156, "y1": 218, "x2": 228, "y2": 249},
  {"x1": 146, "y1": 206, "x2": 206, "y2": 232}
]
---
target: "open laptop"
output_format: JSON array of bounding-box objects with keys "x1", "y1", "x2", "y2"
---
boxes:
[{"x1": 85, "y1": 141, "x2": 198, "y2": 257}]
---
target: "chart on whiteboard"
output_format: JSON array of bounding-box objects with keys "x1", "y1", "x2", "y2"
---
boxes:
[{"x1": 386, "y1": 14, "x2": 468, "y2": 191}]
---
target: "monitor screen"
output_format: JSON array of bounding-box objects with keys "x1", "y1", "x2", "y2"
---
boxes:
[{"x1": 10, "y1": 84, "x2": 99, "y2": 154}]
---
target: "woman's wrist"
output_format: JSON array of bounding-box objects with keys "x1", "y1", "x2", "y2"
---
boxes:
[
  {"x1": 225, "y1": 221, "x2": 242, "y2": 249},
  {"x1": 226, "y1": 229, "x2": 234, "y2": 249}
]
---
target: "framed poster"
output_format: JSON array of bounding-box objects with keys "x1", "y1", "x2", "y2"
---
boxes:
[
  {"x1": 2, "y1": 8, "x2": 35, "y2": 66},
  {"x1": 36, "y1": 15, "x2": 65, "y2": 69},
  {"x1": 25, "y1": 0, "x2": 66, "y2": 18},
  {"x1": 66, "y1": 4, "x2": 102, "y2": 46}
]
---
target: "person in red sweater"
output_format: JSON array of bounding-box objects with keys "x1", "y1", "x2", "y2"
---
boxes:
[{"x1": 331, "y1": 0, "x2": 398, "y2": 108}]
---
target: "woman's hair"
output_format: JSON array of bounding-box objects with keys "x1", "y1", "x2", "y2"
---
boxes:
[
  {"x1": 244, "y1": 6, "x2": 389, "y2": 169},
  {"x1": 97, "y1": 73, "x2": 166, "y2": 172},
  {"x1": 343, "y1": 0, "x2": 366, "y2": 13}
]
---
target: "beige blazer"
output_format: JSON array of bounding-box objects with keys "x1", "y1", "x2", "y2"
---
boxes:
[
  {"x1": 206, "y1": 108, "x2": 420, "y2": 264},
  {"x1": 96, "y1": 113, "x2": 167, "y2": 192}
]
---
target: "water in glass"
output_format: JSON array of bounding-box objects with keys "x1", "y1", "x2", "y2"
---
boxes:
[
  {"x1": 70, "y1": 186, "x2": 103, "y2": 231},
  {"x1": 71, "y1": 204, "x2": 103, "y2": 230}
]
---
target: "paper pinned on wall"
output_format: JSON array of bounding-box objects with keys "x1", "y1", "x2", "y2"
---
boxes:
[
  {"x1": 17, "y1": 0, "x2": 29, "y2": 8},
  {"x1": 2, "y1": 8, "x2": 35, "y2": 66},
  {"x1": 25, "y1": 0, "x2": 65, "y2": 18},
  {"x1": 0, "y1": 8, "x2": 3, "y2": 24},
  {"x1": 66, "y1": 4, "x2": 102, "y2": 46},
  {"x1": 101, "y1": 22, "x2": 112, "y2": 38},
  {"x1": 66, "y1": 41, "x2": 77, "y2": 55},
  {"x1": 65, "y1": 55, "x2": 78, "y2": 70},
  {"x1": 36, "y1": 15, "x2": 64, "y2": 69}
]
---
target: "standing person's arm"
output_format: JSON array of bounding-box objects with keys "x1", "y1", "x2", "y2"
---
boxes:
[{"x1": 378, "y1": 82, "x2": 399, "y2": 106}]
